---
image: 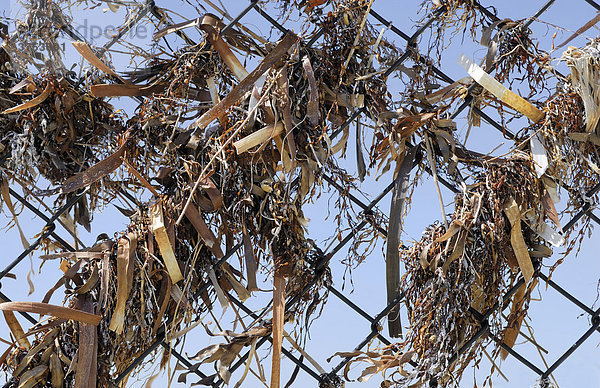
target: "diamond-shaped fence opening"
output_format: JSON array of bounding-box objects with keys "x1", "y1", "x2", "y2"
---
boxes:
[{"x1": 0, "y1": 0, "x2": 599, "y2": 387}]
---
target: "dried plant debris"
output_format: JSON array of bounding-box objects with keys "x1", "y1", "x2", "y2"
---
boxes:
[
  {"x1": 0, "y1": 0, "x2": 598, "y2": 387},
  {"x1": 397, "y1": 160, "x2": 545, "y2": 385},
  {"x1": 563, "y1": 39, "x2": 600, "y2": 133}
]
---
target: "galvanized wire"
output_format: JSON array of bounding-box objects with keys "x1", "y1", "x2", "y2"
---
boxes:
[{"x1": 1, "y1": 1, "x2": 599, "y2": 387}]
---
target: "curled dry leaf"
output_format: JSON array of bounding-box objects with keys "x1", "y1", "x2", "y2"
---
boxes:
[{"x1": 2, "y1": 82, "x2": 52, "y2": 114}]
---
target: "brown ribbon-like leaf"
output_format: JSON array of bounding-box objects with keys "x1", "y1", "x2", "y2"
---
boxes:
[
  {"x1": 2, "y1": 81, "x2": 52, "y2": 114},
  {"x1": 0, "y1": 302, "x2": 101, "y2": 325},
  {"x1": 109, "y1": 233, "x2": 137, "y2": 334},
  {"x1": 35, "y1": 131, "x2": 130, "y2": 196}
]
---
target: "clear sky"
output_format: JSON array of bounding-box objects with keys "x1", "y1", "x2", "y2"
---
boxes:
[{"x1": 0, "y1": 0, "x2": 599, "y2": 387}]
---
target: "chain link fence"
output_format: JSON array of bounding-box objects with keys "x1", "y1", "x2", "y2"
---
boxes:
[{"x1": 1, "y1": 0, "x2": 599, "y2": 386}]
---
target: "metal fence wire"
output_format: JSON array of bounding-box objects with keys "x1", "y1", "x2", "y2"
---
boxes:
[{"x1": 1, "y1": 0, "x2": 600, "y2": 387}]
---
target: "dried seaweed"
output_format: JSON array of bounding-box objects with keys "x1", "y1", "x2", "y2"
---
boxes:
[{"x1": 0, "y1": 1, "x2": 598, "y2": 387}]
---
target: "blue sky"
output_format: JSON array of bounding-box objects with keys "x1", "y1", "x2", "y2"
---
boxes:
[{"x1": 0, "y1": 0, "x2": 599, "y2": 387}]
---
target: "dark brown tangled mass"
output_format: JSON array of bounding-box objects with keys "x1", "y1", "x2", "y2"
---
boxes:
[{"x1": 0, "y1": 0, "x2": 599, "y2": 387}]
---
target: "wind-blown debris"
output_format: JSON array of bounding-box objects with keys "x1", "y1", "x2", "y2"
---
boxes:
[{"x1": 0, "y1": 0, "x2": 598, "y2": 387}]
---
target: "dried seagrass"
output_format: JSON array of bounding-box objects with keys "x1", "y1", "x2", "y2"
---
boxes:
[
  {"x1": 398, "y1": 160, "x2": 545, "y2": 386},
  {"x1": 0, "y1": 0, "x2": 599, "y2": 387},
  {"x1": 0, "y1": 0, "x2": 395, "y2": 386}
]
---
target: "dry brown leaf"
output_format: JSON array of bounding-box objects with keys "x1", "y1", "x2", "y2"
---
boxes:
[
  {"x1": 184, "y1": 203, "x2": 223, "y2": 258},
  {"x1": 122, "y1": 158, "x2": 160, "y2": 197},
  {"x1": 13, "y1": 328, "x2": 58, "y2": 377},
  {"x1": 90, "y1": 83, "x2": 165, "y2": 97},
  {"x1": 386, "y1": 146, "x2": 417, "y2": 338},
  {"x1": 153, "y1": 17, "x2": 200, "y2": 40},
  {"x1": 0, "y1": 302, "x2": 101, "y2": 325},
  {"x1": 198, "y1": 177, "x2": 223, "y2": 211},
  {"x1": 42, "y1": 259, "x2": 87, "y2": 305},
  {"x1": 556, "y1": 13, "x2": 600, "y2": 50},
  {"x1": 18, "y1": 364, "x2": 48, "y2": 388},
  {"x1": 152, "y1": 271, "x2": 171, "y2": 334},
  {"x1": 74, "y1": 264, "x2": 99, "y2": 295},
  {"x1": 441, "y1": 231, "x2": 467, "y2": 274},
  {"x1": 74, "y1": 295, "x2": 97, "y2": 388},
  {"x1": 302, "y1": 56, "x2": 320, "y2": 126},
  {"x1": 242, "y1": 222, "x2": 258, "y2": 292},
  {"x1": 541, "y1": 188, "x2": 561, "y2": 229},
  {"x1": 49, "y1": 352, "x2": 63, "y2": 388},
  {"x1": 271, "y1": 269, "x2": 286, "y2": 388},
  {"x1": 568, "y1": 131, "x2": 600, "y2": 146},
  {"x1": 208, "y1": 269, "x2": 228, "y2": 310},
  {"x1": 72, "y1": 41, "x2": 127, "y2": 83},
  {"x1": 2, "y1": 310, "x2": 30, "y2": 348},
  {"x1": 2, "y1": 82, "x2": 52, "y2": 114},
  {"x1": 108, "y1": 234, "x2": 136, "y2": 333},
  {"x1": 35, "y1": 131, "x2": 130, "y2": 196},
  {"x1": 330, "y1": 126, "x2": 350, "y2": 155},
  {"x1": 501, "y1": 279, "x2": 538, "y2": 358},
  {"x1": 144, "y1": 373, "x2": 160, "y2": 388},
  {"x1": 433, "y1": 220, "x2": 463, "y2": 243},
  {"x1": 222, "y1": 265, "x2": 251, "y2": 302}
]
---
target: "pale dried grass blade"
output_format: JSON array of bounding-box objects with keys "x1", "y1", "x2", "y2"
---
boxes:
[
  {"x1": 201, "y1": 15, "x2": 248, "y2": 81},
  {"x1": 503, "y1": 197, "x2": 534, "y2": 283},
  {"x1": 458, "y1": 54, "x2": 544, "y2": 123},
  {"x1": 530, "y1": 133, "x2": 548, "y2": 178},
  {"x1": 233, "y1": 123, "x2": 284, "y2": 154},
  {"x1": 152, "y1": 203, "x2": 184, "y2": 284}
]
